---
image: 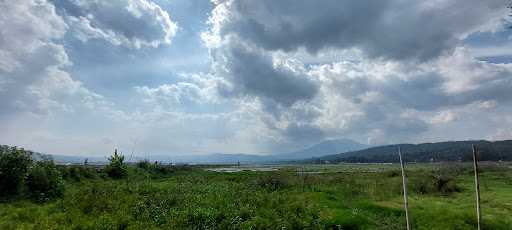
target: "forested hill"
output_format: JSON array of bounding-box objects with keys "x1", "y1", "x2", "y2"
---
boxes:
[{"x1": 308, "y1": 140, "x2": 512, "y2": 163}]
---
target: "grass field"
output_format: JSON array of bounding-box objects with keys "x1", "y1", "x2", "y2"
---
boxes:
[{"x1": 1, "y1": 163, "x2": 511, "y2": 229}]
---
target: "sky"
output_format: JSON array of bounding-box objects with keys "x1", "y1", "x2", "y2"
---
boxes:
[{"x1": 1, "y1": 0, "x2": 512, "y2": 156}]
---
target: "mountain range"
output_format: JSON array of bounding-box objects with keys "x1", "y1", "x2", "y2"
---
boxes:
[
  {"x1": 308, "y1": 140, "x2": 512, "y2": 163},
  {"x1": 5, "y1": 139, "x2": 512, "y2": 165},
  {"x1": 43, "y1": 139, "x2": 370, "y2": 164},
  {"x1": 160, "y1": 139, "x2": 369, "y2": 164}
]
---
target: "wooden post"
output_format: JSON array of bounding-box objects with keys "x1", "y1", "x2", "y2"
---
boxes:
[
  {"x1": 398, "y1": 146, "x2": 411, "y2": 230},
  {"x1": 472, "y1": 145, "x2": 481, "y2": 230},
  {"x1": 302, "y1": 165, "x2": 305, "y2": 192}
]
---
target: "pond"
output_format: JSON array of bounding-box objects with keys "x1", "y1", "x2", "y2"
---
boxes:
[{"x1": 206, "y1": 166, "x2": 279, "y2": 173}]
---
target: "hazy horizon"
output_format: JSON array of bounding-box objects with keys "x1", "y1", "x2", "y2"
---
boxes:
[{"x1": 6, "y1": 138, "x2": 510, "y2": 158}]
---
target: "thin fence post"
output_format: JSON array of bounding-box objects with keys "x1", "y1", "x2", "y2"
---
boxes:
[
  {"x1": 302, "y1": 165, "x2": 306, "y2": 192},
  {"x1": 398, "y1": 146, "x2": 411, "y2": 230},
  {"x1": 472, "y1": 145, "x2": 482, "y2": 230}
]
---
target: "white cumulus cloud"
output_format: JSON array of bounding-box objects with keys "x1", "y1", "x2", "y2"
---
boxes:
[{"x1": 57, "y1": 0, "x2": 178, "y2": 49}]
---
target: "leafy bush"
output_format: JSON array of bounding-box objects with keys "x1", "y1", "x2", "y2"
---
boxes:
[
  {"x1": 0, "y1": 147, "x2": 33, "y2": 197},
  {"x1": 105, "y1": 149, "x2": 128, "y2": 179},
  {"x1": 432, "y1": 174, "x2": 460, "y2": 194},
  {"x1": 60, "y1": 165, "x2": 99, "y2": 181},
  {"x1": 136, "y1": 160, "x2": 152, "y2": 170},
  {"x1": 26, "y1": 160, "x2": 65, "y2": 202},
  {"x1": 153, "y1": 163, "x2": 174, "y2": 175},
  {"x1": 385, "y1": 170, "x2": 400, "y2": 177},
  {"x1": 255, "y1": 173, "x2": 289, "y2": 191},
  {"x1": 136, "y1": 160, "x2": 174, "y2": 175},
  {"x1": 411, "y1": 173, "x2": 460, "y2": 195}
]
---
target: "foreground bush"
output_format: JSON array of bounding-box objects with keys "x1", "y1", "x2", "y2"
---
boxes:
[
  {"x1": 60, "y1": 165, "x2": 99, "y2": 181},
  {"x1": 0, "y1": 147, "x2": 32, "y2": 197},
  {"x1": 411, "y1": 173, "x2": 461, "y2": 195},
  {"x1": 136, "y1": 160, "x2": 152, "y2": 171},
  {"x1": 136, "y1": 160, "x2": 174, "y2": 175},
  {"x1": 255, "y1": 173, "x2": 289, "y2": 191},
  {"x1": 105, "y1": 149, "x2": 128, "y2": 179},
  {"x1": 26, "y1": 161, "x2": 65, "y2": 202}
]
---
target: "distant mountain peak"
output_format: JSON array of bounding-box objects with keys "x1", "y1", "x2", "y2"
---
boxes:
[{"x1": 275, "y1": 139, "x2": 369, "y2": 160}]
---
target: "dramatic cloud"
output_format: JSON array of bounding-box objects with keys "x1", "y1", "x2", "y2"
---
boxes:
[
  {"x1": 281, "y1": 47, "x2": 512, "y2": 144},
  {"x1": 0, "y1": 0, "x2": 101, "y2": 115},
  {"x1": 0, "y1": 0, "x2": 128, "y2": 155},
  {"x1": 0, "y1": 0, "x2": 66, "y2": 73},
  {"x1": 205, "y1": 0, "x2": 509, "y2": 61},
  {"x1": 53, "y1": 0, "x2": 178, "y2": 49},
  {"x1": 203, "y1": 0, "x2": 512, "y2": 145},
  {"x1": 2, "y1": 0, "x2": 512, "y2": 155},
  {"x1": 211, "y1": 40, "x2": 318, "y2": 107},
  {"x1": 0, "y1": 0, "x2": 216, "y2": 156},
  {"x1": 312, "y1": 48, "x2": 512, "y2": 111}
]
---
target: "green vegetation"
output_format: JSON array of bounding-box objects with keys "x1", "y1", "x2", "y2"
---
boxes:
[
  {"x1": 0, "y1": 147, "x2": 63, "y2": 202},
  {"x1": 0, "y1": 160, "x2": 511, "y2": 229},
  {"x1": 136, "y1": 160, "x2": 175, "y2": 175},
  {"x1": 0, "y1": 146, "x2": 33, "y2": 197},
  {"x1": 105, "y1": 149, "x2": 128, "y2": 179},
  {"x1": 26, "y1": 160, "x2": 65, "y2": 202}
]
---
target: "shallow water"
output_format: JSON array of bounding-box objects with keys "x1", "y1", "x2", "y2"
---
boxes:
[{"x1": 206, "y1": 166, "x2": 279, "y2": 173}]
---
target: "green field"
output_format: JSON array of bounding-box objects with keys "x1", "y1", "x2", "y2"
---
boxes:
[{"x1": 1, "y1": 163, "x2": 511, "y2": 229}]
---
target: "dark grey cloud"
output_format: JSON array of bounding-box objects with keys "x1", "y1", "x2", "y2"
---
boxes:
[
  {"x1": 203, "y1": 0, "x2": 512, "y2": 145},
  {"x1": 381, "y1": 73, "x2": 449, "y2": 110},
  {"x1": 209, "y1": 40, "x2": 321, "y2": 146},
  {"x1": 213, "y1": 41, "x2": 318, "y2": 107},
  {"x1": 455, "y1": 75, "x2": 512, "y2": 105},
  {"x1": 283, "y1": 123, "x2": 324, "y2": 143},
  {"x1": 327, "y1": 70, "x2": 449, "y2": 111},
  {"x1": 360, "y1": 102, "x2": 429, "y2": 135},
  {"x1": 211, "y1": 0, "x2": 508, "y2": 61}
]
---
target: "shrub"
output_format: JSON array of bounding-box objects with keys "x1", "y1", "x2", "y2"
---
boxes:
[
  {"x1": 255, "y1": 173, "x2": 289, "y2": 191},
  {"x1": 136, "y1": 160, "x2": 151, "y2": 170},
  {"x1": 26, "y1": 160, "x2": 65, "y2": 202},
  {"x1": 136, "y1": 160, "x2": 174, "y2": 175},
  {"x1": 411, "y1": 173, "x2": 460, "y2": 195},
  {"x1": 60, "y1": 165, "x2": 99, "y2": 181},
  {"x1": 0, "y1": 147, "x2": 33, "y2": 197},
  {"x1": 385, "y1": 170, "x2": 400, "y2": 177},
  {"x1": 152, "y1": 162, "x2": 174, "y2": 175},
  {"x1": 432, "y1": 174, "x2": 460, "y2": 194},
  {"x1": 105, "y1": 149, "x2": 128, "y2": 179}
]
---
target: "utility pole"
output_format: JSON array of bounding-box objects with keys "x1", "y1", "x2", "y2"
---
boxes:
[
  {"x1": 472, "y1": 145, "x2": 481, "y2": 230},
  {"x1": 398, "y1": 146, "x2": 411, "y2": 230}
]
